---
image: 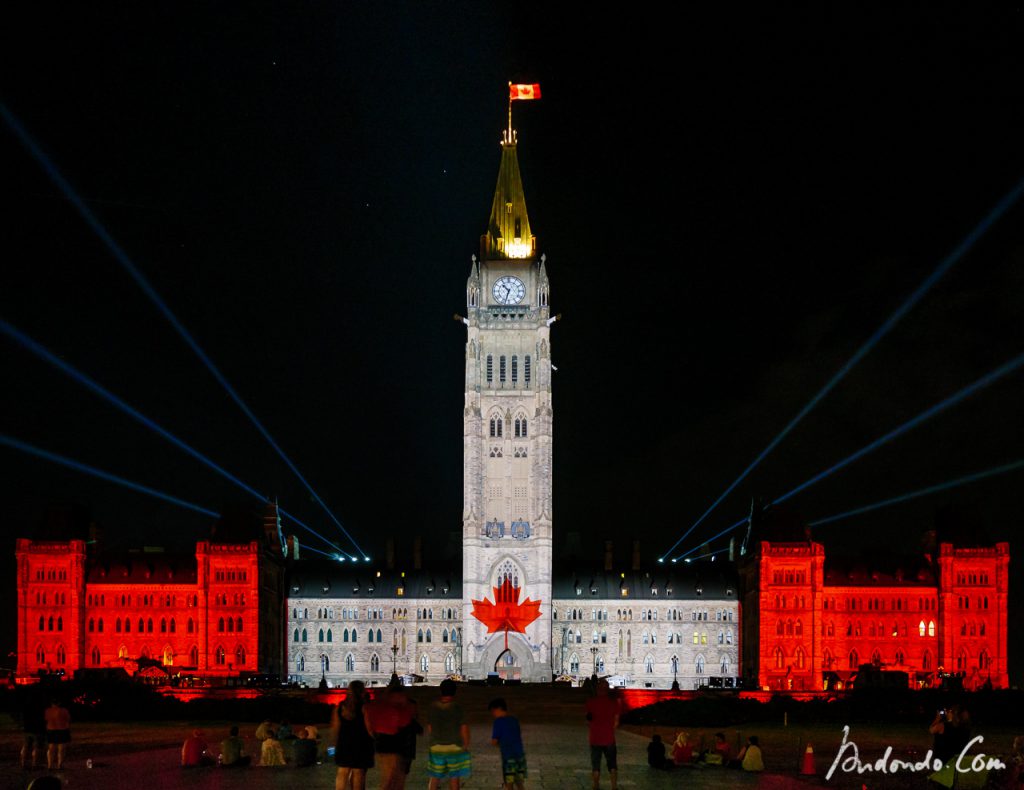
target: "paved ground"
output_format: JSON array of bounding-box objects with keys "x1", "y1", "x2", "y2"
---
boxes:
[{"x1": 1, "y1": 685, "x2": 1015, "y2": 789}]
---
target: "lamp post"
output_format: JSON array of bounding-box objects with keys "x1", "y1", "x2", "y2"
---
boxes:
[
  {"x1": 319, "y1": 653, "x2": 328, "y2": 691},
  {"x1": 390, "y1": 643, "x2": 400, "y2": 684}
]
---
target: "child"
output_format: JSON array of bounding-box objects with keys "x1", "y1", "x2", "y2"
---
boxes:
[
  {"x1": 428, "y1": 679, "x2": 471, "y2": 790},
  {"x1": 489, "y1": 698, "x2": 527, "y2": 790}
]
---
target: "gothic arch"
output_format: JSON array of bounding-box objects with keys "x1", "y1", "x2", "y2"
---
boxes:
[{"x1": 491, "y1": 555, "x2": 528, "y2": 591}]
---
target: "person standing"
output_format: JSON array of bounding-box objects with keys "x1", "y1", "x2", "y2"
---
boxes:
[
  {"x1": 365, "y1": 682, "x2": 417, "y2": 789},
  {"x1": 585, "y1": 679, "x2": 619, "y2": 790},
  {"x1": 333, "y1": 680, "x2": 374, "y2": 789},
  {"x1": 427, "y1": 679, "x2": 471, "y2": 790},
  {"x1": 44, "y1": 698, "x2": 71, "y2": 771},
  {"x1": 489, "y1": 698, "x2": 527, "y2": 790},
  {"x1": 19, "y1": 690, "x2": 47, "y2": 769}
]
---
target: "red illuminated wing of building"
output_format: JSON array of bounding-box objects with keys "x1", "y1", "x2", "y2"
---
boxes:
[{"x1": 470, "y1": 578, "x2": 541, "y2": 640}]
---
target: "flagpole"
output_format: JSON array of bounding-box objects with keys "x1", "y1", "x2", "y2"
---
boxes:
[{"x1": 507, "y1": 81, "x2": 513, "y2": 143}]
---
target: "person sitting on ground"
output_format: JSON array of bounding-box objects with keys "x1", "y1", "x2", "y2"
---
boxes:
[
  {"x1": 293, "y1": 727, "x2": 318, "y2": 767},
  {"x1": 737, "y1": 735, "x2": 764, "y2": 772},
  {"x1": 672, "y1": 731, "x2": 693, "y2": 765},
  {"x1": 647, "y1": 734, "x2": 670, "y2": 770},
  {"x1": 260, "y1": 730, "x2": 287, "y2": 766},
  {"x1": 182, "y1": 729, "x2": 216, "y2": 767},
  {"x1": 254, "y1": 719, "x2": 277, "y2": 742},
  {"x1": 220, "y1": 725, "x2": 251, "y2": 767},
  {"x1": 277, "y1": 720, "x2": 295, "y2": 740},
  {"x1": 706, "y1": 732, "x2": 730, "y2": 766}
]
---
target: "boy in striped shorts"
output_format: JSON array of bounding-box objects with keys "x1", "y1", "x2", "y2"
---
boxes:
[{"x1": 427, "y1": 679, "x2": 471, "y2": 789}]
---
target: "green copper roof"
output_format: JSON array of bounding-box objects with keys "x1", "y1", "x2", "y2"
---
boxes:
[{"x1": 480, "y1": 140, "x2": 536, "y2": 260}]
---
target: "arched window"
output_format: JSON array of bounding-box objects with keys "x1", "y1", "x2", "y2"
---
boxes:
[
  {"x1": 822, "y1": 648, "x2": 833, "y2": 669},
  {"x1": 776, "y1": 621, "x2": 784, "y2": 636},
  {"x1": 420, "y1": 654, "x2": 429, "y2": 673},
  {"x1": 226, "y1": 617, "x2": 233, "y2": 633},
  {"x1": 644, "y1": 655, "x2": 655, "y2": 674},
  {"x1": 301, "y1": 628, "x2": 308, "y2": 642},
  {"x1": 146, "y1": 618, "x2": 153, "y2": 633},
  {"x1": 57, "y1": 616, "x2": 63, "y2": 631},
  {"x1": 426, "y1": 629, "x2": 432, "y2": 643},
  {"x1": 236, "y1": 617, "x2": 243, "y2": 632},
  {"x1": 371, "y1": 654, "x2": 380, "y2": 673},
  {"x1": 235, "y1": 645, "x2": 245, "y2": 666},
  {"x1": 499, "y1": 355, "x2": 506, "y2": 383},
  {"x1": 895, "y1": 649, "x2": 905, "y2": 665},
  {"x1": 849, "y1": 649, "x2": 859, "y2": 669},
  {"x1": 922, "y1": 650, "x2": 931, "y2": 670},
  {"x1": 795, "y1": 620, "x2": 803, "y2": 637},
  {"x1": 979, "y1": 649, "x2": 991, "y2": 670},
  {"x1": 774, "y1": 646, "x2": 784, "y2": 669},
  {"x1": 163, "y1": 646, "x2": 174, "y2": 666},
  {"x1": 91, "y1": 646, "x2": 101, "y2": 665},
  {"x1": 721, "y1": 655, "x2": 730, "y2": 674},
  {"x1": 125, "y1": 618, "x2": 131, "y2": 633},
  {"x1": 695, "y1": 655, "x2": 705, "y2": 674},
  {"x1": 795, "y1": 647, "x2": 806, "y2": 669},
  {"x1": 318, "y1": 628, "x2": 325, "y2": 643},
  {"x1": 511, "y1": 355, "x2": 518, "y2": 384},
  {"x1": 569, "y1": 653, "x2": 580, "y2": 674},
  {"x1": 928, "y1": 621, "x2": 935, "y2": 637},
  {"x1": 297, "y1": 655, "x2": 305, "y2": 672},
  {"x1": 169, "y1": 618, "x2": 176, "y2": 634},
  {"x1": 325, "y1": 628, "x2": 332, "y2": 643},
  {"x1": 524, "y1": 355, "x2": 531, "y2": 385},
  {"x1": 445, "y1": 653, "x2": 455, "y2": 673},
  {"x1": 215, "y1": 646, "x2": 226, "y2": 665}
]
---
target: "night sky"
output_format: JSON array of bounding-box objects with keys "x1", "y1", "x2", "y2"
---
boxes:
[{"x1": 2, "y1": 6, "x2": 1023, "y2": 676}]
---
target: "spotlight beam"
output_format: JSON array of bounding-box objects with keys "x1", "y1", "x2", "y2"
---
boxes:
[
  {"x1": 0, "y1": 433, "x2": 220, "y2": 519},
  {"x1": 808, "y1": 458, "x2": 1024, "y2": 527},
  {"x1": 0, "y1": 317, "x2": 351, "y2": 558},
  {"x1": 0, "y1": 102, "x2": 366, "y2": 558},
  {"x1": 660, "y1": 174, "x2": 1024, "y2": 561},
  {"x1": 673, "y1": 352, "x2": 1024, "y2": 560},
  {"x1": 772, "y1": 352, "x2": 1024, "y2": 507}
]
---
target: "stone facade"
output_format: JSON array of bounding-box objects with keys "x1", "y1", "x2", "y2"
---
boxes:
[{"x1": 15, "y1": 518, "x2": 286, "y2": 679}]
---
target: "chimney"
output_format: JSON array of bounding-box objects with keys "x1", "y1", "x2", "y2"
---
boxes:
[
  {"x1": 413, "y1": 536, "x2": 423, "y2": 570},
  {"x1": 386, "y1": 538, "x2": 396, "y2": 570},
  {"x1": 263, "y1": 500, "x2": 283, "y2": 556},
  {"x1": 631, "y1": 540, "x2": 641, "y2": 571},
  {"x1": 604, "y1": 541, "x2": 614, "y2": 571},
  {"x1": 728, "y1": 537, "x2": 735, "y2": 562},
  {"x1": 88, "y1": 521, "x2": 103, "y2": 554}
]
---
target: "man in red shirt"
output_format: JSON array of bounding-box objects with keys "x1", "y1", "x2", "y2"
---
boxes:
[
  {"x1": 585, "y1": 679, "x2": 619, "y2": 790},
  {"x1": 365, "y1": 685, "x2": 415, "y2": 789}
]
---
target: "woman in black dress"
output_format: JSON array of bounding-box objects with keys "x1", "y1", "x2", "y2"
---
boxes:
[{"x1": 333, "y1": 680, "x2": 374, "y2": 790}]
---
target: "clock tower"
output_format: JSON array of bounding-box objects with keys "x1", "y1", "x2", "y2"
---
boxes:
[{"x1": 462, "y1": 127, "x2": 554, "y2": 682}]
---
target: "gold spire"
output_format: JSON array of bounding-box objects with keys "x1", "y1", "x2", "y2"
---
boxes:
[{"x1": 480, "y1": 130, "x2": 536, "y2": 261}]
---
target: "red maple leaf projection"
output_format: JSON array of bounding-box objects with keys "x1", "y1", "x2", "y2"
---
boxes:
[{"x1": 471, "y1": 578, "x2": 542, "y2": 649}]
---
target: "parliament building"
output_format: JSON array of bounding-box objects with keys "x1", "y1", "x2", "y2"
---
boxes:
[{"x1": 15, "y1": 125, "x2": 1009, "y2": 692}]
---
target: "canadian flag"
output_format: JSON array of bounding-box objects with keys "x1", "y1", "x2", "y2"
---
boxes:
[{"x1": 510, "y1": 83, "x2": 541, "y2": 101}]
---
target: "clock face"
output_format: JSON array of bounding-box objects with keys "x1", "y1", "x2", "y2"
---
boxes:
[{"x1": 492, "y1": 276, "x2": 526, "y2": 305}]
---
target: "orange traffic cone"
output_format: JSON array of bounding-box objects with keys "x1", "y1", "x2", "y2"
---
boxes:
[{"x1": 800, "y1": 743, "x2": 816, "y2": 775}]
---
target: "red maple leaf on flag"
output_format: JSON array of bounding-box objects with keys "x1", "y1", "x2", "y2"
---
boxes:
[{"x1": 471, "y1": 578, "x2": 542, "y2": 648}]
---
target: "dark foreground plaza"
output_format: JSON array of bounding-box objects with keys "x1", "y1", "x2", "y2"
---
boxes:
[{"x1": 1, "y1": 685, "x2": 1018, "y2": 790}]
